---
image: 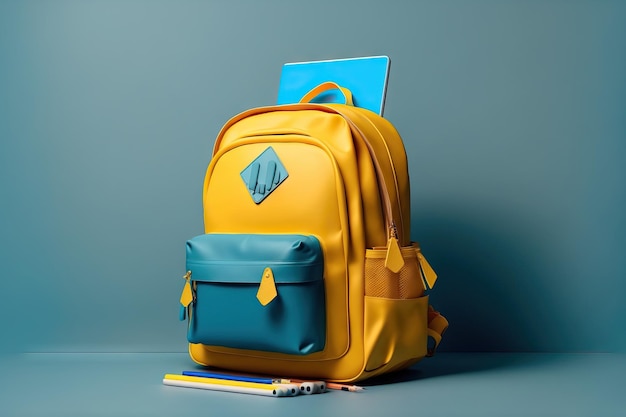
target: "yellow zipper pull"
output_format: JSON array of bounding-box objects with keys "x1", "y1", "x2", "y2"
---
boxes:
[
  {"x1": 256, "y1": 267, "x2": 278, "y2": 306},
  {"x1": 415, "y1": 246, "x2": 438, "y2": 289},
  {"x1": 385, "y1": 222, "x2": 405, "y2": 273},
  {"x1": 385, "y1": 238, "x2": 404, "y2": 273},
  {"x1": 179, "y1": 271, "x2": 193, "y2": 321}
]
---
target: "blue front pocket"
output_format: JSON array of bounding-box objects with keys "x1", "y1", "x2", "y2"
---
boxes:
[{"x1": 185, "y1": 234, "x2": 326, "y2": 355}]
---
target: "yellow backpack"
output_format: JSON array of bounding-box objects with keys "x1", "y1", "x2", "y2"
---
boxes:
[{"x1": 179, "y1": 82, "x2": 448, "y2": 382}]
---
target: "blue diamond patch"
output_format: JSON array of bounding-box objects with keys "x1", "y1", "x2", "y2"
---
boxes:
[{"x1": 240, "y1": 147, "x2": 288, "y2": 204}]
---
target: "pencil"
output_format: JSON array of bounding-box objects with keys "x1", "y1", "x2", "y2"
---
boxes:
[
  {"x1": 325, "y1": 382, "x2": 365, "y2": 392},
  {"x1": 183, "y1": 370, "x2": 276, "y2": 384},
  {"x1": 163, "y1": 374, "x2": 290, "y2": 397},
  {"x1": 286, "y1": 379, "x2": 363, "y2": 392},
  {"x1": 181, "y1": 371, "x2": 300, "y2": 396},
  {"x1": 285, "y1": 379, "x2": 327, "y2": 394}
]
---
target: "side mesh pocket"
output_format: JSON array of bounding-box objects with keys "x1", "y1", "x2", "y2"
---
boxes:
[
  {"x1": 362, "y1": 245, "x2": 428, "y2": 373},
  {"x1": 364, "y1": 246, "x2": 424, "y2": 299}
]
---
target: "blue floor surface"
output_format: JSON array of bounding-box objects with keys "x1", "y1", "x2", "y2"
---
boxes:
[{"x1": 0, "y1": 352, "x2": 623, "y2": 416}]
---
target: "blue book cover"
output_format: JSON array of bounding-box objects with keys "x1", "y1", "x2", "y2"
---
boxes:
[{"x1": 277, "y1": 56, "x2": 391, "y2": 115}]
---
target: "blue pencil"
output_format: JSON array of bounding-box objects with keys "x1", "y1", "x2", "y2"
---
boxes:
[{"x1": 182, "y1": 370, "x2": 275, "y2": 385}]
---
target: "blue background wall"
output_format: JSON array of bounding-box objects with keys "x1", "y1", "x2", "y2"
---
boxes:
[{"x1": 1, "y1": 0, "x2": 624, "y2": 354}]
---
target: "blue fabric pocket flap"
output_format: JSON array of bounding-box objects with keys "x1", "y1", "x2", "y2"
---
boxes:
[{"x1": 186, "y1": 234, "x2": 323, "y2": 284}]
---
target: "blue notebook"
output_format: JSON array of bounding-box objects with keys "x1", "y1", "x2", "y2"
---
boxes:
[{"x1": 277, "y1": 56, "x2": 391, "y2": 115}]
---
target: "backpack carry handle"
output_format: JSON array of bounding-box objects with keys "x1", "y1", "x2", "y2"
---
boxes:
[{"x1": 299, "y1": 82, "x2": 354, "y2": 106}]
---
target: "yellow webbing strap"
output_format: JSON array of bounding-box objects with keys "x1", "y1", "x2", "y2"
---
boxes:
[{"x1": 427, "y1": 305, "x2": 449, "y2": 357}]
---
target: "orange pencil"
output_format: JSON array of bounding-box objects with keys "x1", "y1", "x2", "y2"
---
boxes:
[{"x1": 325, "y1": 382, "x2": 365, "y2": 392}]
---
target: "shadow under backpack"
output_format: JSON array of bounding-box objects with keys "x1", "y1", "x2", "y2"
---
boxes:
[{"x1": 178, "y1": 82, "x2": 448, "y2": 383}]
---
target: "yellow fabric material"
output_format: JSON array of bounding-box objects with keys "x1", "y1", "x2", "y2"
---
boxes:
[
  {"x1": 363, "y1": 296, "x2": 429, "y2": 374},
  {"x1": 427, "y1": 306, "x2": 449, "y2": 356},
  {"x1": 189, "y1": 84, "x2": 446, "y2": 382}
]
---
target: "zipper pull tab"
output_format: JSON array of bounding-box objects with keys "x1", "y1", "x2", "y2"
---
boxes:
[
  {"x1": 256, "y1": 267, "x2": 278, "y2": 306},
  {"x1": 179, "y1": 271, "x2": 193, "y2": 321},
  {"x1": 385, "y1": 222, "x2": 405, "y2": 273},
  {"x1": 415, "y1": 246, "x2": 438, "y2": 289},
  {"x1": 385, "y1": 237, "x2": 404, "y2": 273}
]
